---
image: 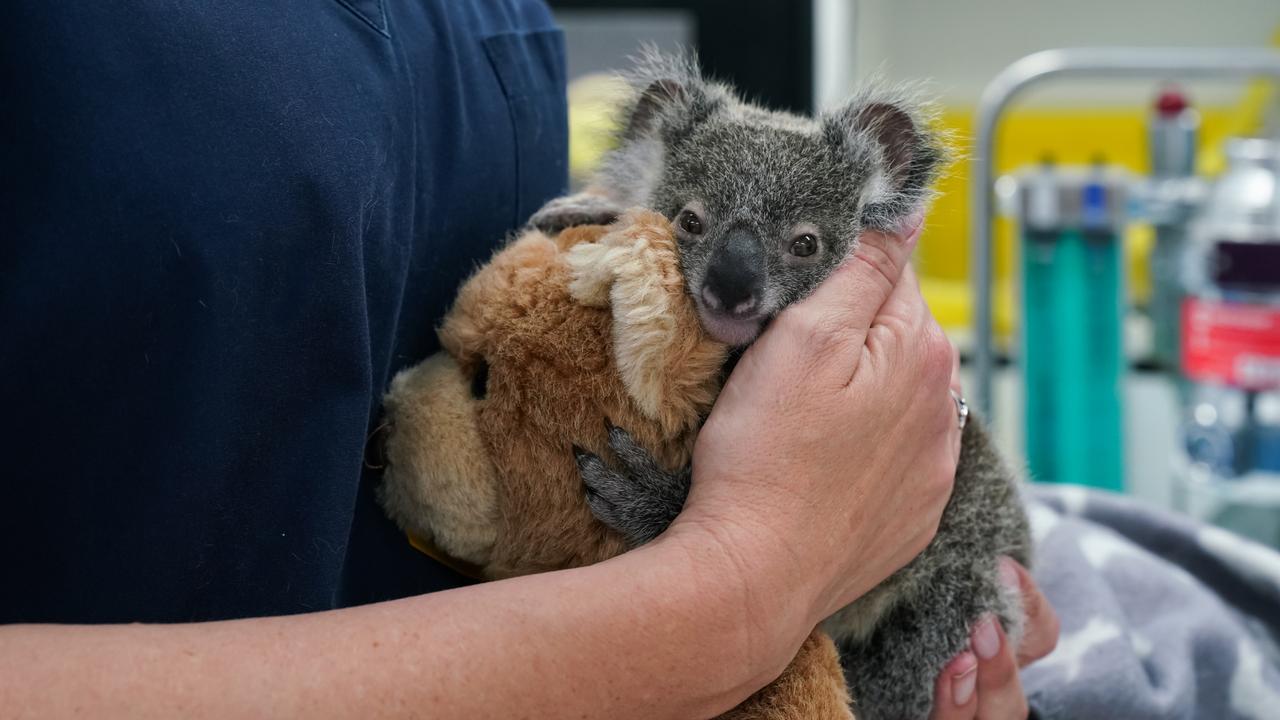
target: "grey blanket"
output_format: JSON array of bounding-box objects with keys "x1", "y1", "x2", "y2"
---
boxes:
[{"x1": 1023, "y1": 486, "x2": 1280, "y2": 720}]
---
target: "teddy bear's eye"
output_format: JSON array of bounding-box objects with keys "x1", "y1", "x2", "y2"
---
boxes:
[
  {"x1": 790, "y1": 234, "x2": 818, "y2": 257},
  {"x1": 678, "y1": 210, "x2": 703, "y2": 235},
  {"x1": 470, "y1": 359, "x2": 489, "y2": 399}
]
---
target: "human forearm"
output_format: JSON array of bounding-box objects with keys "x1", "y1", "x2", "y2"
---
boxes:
[{"x1": 0, "y1": 526, "x2": 804, "y2": 720}]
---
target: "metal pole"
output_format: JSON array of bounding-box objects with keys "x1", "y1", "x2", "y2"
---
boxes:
[{"x1": 971, "y1": 47, "x2": 1280, "y2": 423}]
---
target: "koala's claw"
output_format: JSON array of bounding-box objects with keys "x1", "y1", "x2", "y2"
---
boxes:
[
  {"x1": 573, "y1": 445, "x2": 612, "y2": 494},
  {"x1": 573, "y1": 426, "x2": 691, "y2": 547},
  {"x1": 605, "y1": 425, "x2": 664, "y2": 481},
  {"x1": 575, "y1": 445, "x2": 636, "y2": 535}
]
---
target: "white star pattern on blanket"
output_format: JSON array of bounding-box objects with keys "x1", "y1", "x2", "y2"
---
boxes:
[
  {"x1": 1078, "y1": 528, "x2": 1199, "y2": 587},
  {"x1": 1230, "y1": 638, "x2": 1280, "y2": 720},
  {"x1": 1033, "y1": 616, "x2": 1123, "y2": 683},
  {"x1": 1022, "y1": 487, "x2": 1280, "y2": 719},
  {"x1": 1199, "y1": 525, "x2": 1280, "y2": 596}
]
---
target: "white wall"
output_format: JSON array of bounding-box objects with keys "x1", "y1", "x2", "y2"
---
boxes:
[{"x1": 814, "y1": 0, "x2": 1280, "y2": 108}]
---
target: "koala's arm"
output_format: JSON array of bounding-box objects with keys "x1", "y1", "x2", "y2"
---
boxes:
[
  {"x1": 576, "y1": 425, "x2": 690, "y2": 547},
  {"x1": 528, "y1": 192, "x2": 625, "y2": 234}
]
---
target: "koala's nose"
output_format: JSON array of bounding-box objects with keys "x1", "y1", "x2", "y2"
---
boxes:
[
  {"x1": 701, "y1": 284, "x2": 757, "y2": 315},
  {"x1": 702, "y1": 230, "x2": 763, "y2": 316}
]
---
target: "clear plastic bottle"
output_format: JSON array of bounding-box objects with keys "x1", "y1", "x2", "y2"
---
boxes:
[
  {"x1": 1178, "y1": 138, "x2": 1280, "y2": 544},
  {"x1": 1147, "y1": 87, "x2": 1200, "y2": 371}
]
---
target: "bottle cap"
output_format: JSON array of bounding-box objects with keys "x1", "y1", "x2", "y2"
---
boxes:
[{"x1": 1155, "y1": 87, "x2": 1188, "y2": 117}]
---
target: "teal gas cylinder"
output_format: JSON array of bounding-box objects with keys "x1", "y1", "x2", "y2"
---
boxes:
[{"x1": 1019, "y1": 161, "x2": 1126, "y2": 490}]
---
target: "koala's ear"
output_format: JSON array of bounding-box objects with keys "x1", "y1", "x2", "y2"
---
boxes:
[
  {"x1": 620, "y1": 50, "x2": 722, "y2": 143},
  {"x1": 823, "y1": 96, "x2": 945, "y2": 230}
]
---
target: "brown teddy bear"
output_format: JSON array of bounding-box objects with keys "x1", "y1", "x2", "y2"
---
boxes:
[{"x1": 378, "y1": 209, "x2": 854, "y2": 719}]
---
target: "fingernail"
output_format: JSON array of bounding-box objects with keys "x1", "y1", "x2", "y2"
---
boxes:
[
  {"x1": 999, "y1": 557, "x2": 1021, "y2": 592},
  {"x1": 952, "y1": 656, "x2": 977, "y2": 706},
  {"x1": 897, "y1": 211, "x2": 926, "y2": 245},
  {"x1": 973, "y1": 615, "x2": 1001, "y2": 660}
]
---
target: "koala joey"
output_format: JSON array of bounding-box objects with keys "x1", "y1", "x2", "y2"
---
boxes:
[
  {"x1": 533, "y1": 54, "x2": 941, "y2": 348},
  {"x1": 534, "y1": 52, "x2": 1032, "y2": 720}
]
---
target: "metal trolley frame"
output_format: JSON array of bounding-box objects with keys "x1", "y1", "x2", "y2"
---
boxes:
[{"x1": 969, "y1": 47, "x2": 1280, "y2": 422}]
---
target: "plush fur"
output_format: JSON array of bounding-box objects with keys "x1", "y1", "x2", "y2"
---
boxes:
[
  {"x1": 832, "y1": 419, "x2": 1030, "y2": 719},
  {"x1": 529, "y1": 51, "x2": 1031, "y2": 719},
  {"x1": 533, "y1": 49, "x2": 949, "y2": 348},
  {"x1": 383, "y1": 50, "x2": 1032, "y2": 719},
  {"x1": 574, "y1": 403, "x2": 1032, "y2": 720},
  {"x1": 379, "y1": 211, "x2": 852, "y2": 718},
  {"x1": 380, "y1": 352, "x2": 500, "y2": 568}
]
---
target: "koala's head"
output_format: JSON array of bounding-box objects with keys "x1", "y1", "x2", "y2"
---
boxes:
[{"x1": 600, "y1": 52, "x2": 945, "y2": 346}]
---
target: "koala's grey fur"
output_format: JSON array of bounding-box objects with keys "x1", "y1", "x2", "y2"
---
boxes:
[
  {"x1": 537, "y1": 50, "x2": 1030, "y2": 720},
  {"x1": 574, "y1": 424, "x2": 691, "y2": 546},
  {"x1": 533, "y1": 51, "x2": 946, "y2": 347}
]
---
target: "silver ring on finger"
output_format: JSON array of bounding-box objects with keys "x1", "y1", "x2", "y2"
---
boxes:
[{"x1": 950, "y1": 389, "x2": 969, "y2": 430}]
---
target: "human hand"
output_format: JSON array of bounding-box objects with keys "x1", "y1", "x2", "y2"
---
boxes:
[
  {"x1": 929, "y1": 557, "x2": 1061, "y2": 720},
  {"x1": 666, "y1": 213, "x2": 962, "y2": 634}
]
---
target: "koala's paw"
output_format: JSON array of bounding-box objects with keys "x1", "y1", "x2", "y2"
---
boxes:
[
  {"x1": 528, "y1": 193, "x2": 622, "y2": 234},
  {"x1": 573, "y1": 445, "x2": 637, "y2": 538},
  {"x1": 573, "y1": 425, "x2": 690, "y2": 547}
]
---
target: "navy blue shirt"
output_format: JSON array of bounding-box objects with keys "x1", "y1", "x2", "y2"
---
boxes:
[{"x1": 1, "y1": 1, "x2": 567, "y2": 622}]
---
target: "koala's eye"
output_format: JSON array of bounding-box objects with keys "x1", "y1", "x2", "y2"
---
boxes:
[
  {"x1": 678, "y1": 210, "x2": 704, "y2": 235},
  {"x1": 790, "y1": 234, "x2": 818, "y2": 257}
]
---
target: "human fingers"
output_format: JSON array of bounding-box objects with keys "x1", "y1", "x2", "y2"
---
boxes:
[
  {"x1": 999, "y1": 557, "x2": 1060, "y2": 667},
  {"x1": 863, "y1": 264, "x2": 957, "y2": 458},
  {"x1": 929, "y1": 651, "x2": 978, "y2": 720},
  {"x1": 824, "y1": 264, "x2": 956, "y2": 588},
  {"x1": 948, "y1": 342, "x2": 965, "y2": 459},
  {"x1": 849, "y1": 209, "x2": 927, "y2": 316},
  {"x1": 866, "y1": 263, "x2": 948, "y2": 367},
  {"x1": 950, "y1": 339, "x2": 963, "y2": 396},
  {"x1": 761, "y1": 212, "x2": 925, "y2": 387},
  {"x1": 971, "y1": 615, "x2": 1029, "y2": 719}
]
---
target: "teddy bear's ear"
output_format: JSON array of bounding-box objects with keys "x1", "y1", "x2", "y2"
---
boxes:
[
  {"x1": 567, "y1": 210, "x2": 727, "y2": 432},
  {"x1": 565, "y1": 242, "x2": 616, "y2": 308},
  {"x1": 565, "y1": 209, "x2": 673, "y2": 307}
]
